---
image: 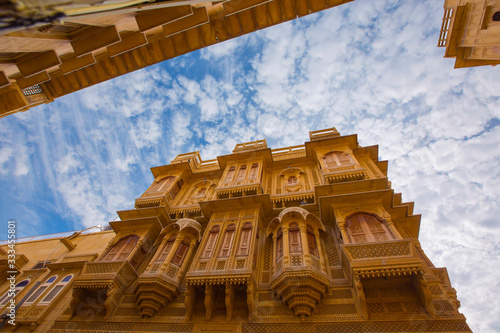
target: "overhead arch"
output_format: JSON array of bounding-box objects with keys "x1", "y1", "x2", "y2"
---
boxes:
[{"x1": 268, "y1": 207, "x2": 325, "y2": 235}]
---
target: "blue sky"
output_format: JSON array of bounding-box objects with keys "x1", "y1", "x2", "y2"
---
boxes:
[{"x1": 1, "y1": 0, "x2": 499, "y2": 331}]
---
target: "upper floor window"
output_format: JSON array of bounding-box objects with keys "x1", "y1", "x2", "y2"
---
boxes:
[
  {"x1": 237, "y1": 222, "x2": 253, "y2": 256},
  {"x1": 224, "y1": 166, "x2": 236, "y2": 183},
  {"x1": 219, "y1": 224, "x2": 236, "y2": 257},
  {"x1": 40, "y1": 274, "x2": 73, "y2": 304},
  {"x1": 195, "y1": 187, "x2": 207, "y2": 197},
  {"x1": 202, "y1": 225, "x2": 220, "y2": 258},
  {"x1": 156, "y1": 235, "x2": 176, "y2": 262},
  {"x1": 289, "y1": 223, "x2": 302, "y2": 253},
  {"x1": 493, "y1": 11, "x2": 500, "y2": 21},
  {"x1": 346, "y1": 213, "x2": 394, "y2": 244},
  {"x1": 149, "y1": 176, "x2": 175, "y2": 193},
  {"x1": 0, "y1": 279, "x2": 30, "y2": 306},
  {"x1": 249, "y1": 163, "x2": 259, "y2": 180},
  {"x1": 276, "y1": 228, "x2": 283, "y2": 260},
  {"x1": 170, "y1": 179, "x2": 184, "y2": 199},
  {"x1": 323, "y1": 151, "x2": 353, "y2": 168},
  {"x1": 287, "y1": 175, "x2": 298, "y2": 185},
  {"x1": 103, "y1": 235, "x2": 139, "y2": 261},
  {"x1": 307, "y1": 226, "x2": 318, "y2": 257},
  {"x1": 171, "y1": 237, "x2": 191, "y2": 266},
  {"x1": 236, "y1": 165, "x2": 247, "y2": 181},
  {"x1": 25, "y1": 275, "x2": 58, "y2": 305}
]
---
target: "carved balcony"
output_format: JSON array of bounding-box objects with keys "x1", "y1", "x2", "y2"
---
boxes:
[
  {"x1": 341, "y1": 239, "x2": 423, "y2": 279},
  {"x1": 215, "y1": 181, "x2": 263, "y2": 198},
  {"x1": 322, "y1": 165, "x2": 367, "y2": 184},
  {"x1": 71, "y1": 260, "x2": 138, "y2": 317}
]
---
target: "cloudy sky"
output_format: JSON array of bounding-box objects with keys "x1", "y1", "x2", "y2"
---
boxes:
[{"x1": 0, "y1": 0, "x2": 499, "y2": 331}]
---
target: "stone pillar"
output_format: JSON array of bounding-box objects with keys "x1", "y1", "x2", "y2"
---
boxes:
[
  {"x1": 128, "y1": 239, "x2": 144, "y2": 262},
  {"x1": 315, "y1": 230, "x2": 327, "y2": 272},
  {"x1": 299, "y1": 225, "x2": 310, "y2": 266},
  {"x1": 338, "y1": 221, "x2": 349, "y2": 244},
  {"x1": 160, "y1": 235, "x2": 182, "y2": 272},
  {"x1": 204, "y1": 284, "x2": 215, "y2": 320},
  {"x1": 177, "y1": 242, "x2": 197, "y2": 278},
  {"x1": 282, "y1": 228, "x2": 290, "y2": 266},
  {"x1": 271, "y1": 233, "x2": 277, "y2": 274},
  {"x1": 225, "y1": 284, "x2": 235, "y2": 321}
]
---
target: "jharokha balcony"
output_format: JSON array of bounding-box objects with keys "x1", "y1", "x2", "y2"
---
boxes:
[{"x1": 341, "y1": 239, "x2": 423, "y2": 278}]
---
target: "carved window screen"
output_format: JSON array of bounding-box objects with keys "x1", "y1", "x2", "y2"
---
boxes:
[
  {"x1": 346, "y1": 213, "x2": 394, "y2": 244},
  {"x1": 40, "y1": 274, "x2": 73, "y2": 304},
  {"x1": 25, "y1": 276, "x2": 57, "y2": 304},
  {"x1": 195, "y1": 187, "x2": 207, "y2": 197},
  {"x1": 0, "y1": 280, "x2": 30, "y2": 306},
  {"x1": 276, "y1": 228, "x2": 283, "y2": 260},
  {"x1": 288, "y1": 175, "x2": 298, "y2": 184},
  {"x1": 202, "y1": 225, "x2": 220, "y2": 258},
  {"x1": 148, "y1": 176, "x2": 174, "y2": 194},
  {"x1": 237, "y1": 222, "x2": 253, "y2": 256},
  {"x1": 157, "y1": 235, "x2": 176, "y2": 262},
  {"x1": 323, "y1": 151, "x2": 353, "y2": 168},
  {"x1": 103, "y1": 235, "x2": 139, "y2": 261},
  {"x1": 249, "y1": 163, "x2": 259, "y2": 180},
  {"x1": 171, "y1": 237, "x2": 190, "y2": 266},
  {"x1": 219, "y1": 224, "x2": 236, "y2": 257},
  {"x1": 289, "y1": 223, "x2": 302, "y2": 253},
  {"x1": 170, "y1": 179, "x2": 183, "y2": 199},
  {"x1": 130, "y1": 247, "x2": 146, "y2": 270},
  {"x1": 307, "y1": 226, "x2": 318, "y2": 257},
  {"x1": 236, "y1": 165, "x2": 247, "y2": 181},
  {"x1": 224, "y1": 166, "x2": 236, "y2": 183}
]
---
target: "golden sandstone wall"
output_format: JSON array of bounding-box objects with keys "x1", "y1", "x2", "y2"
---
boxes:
[{"x1": 0, "y1": 127, "x2": 471, "y2": 332}]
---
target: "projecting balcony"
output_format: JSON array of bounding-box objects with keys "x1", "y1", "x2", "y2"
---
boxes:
[
  {"x1": 215, "y1": 180, "x2": 263, "y2": 199},
  {"x1": 341, "y1": 239, "x2": 423, "y2": 279},
  {"x1": 75, "y1": 260, "x2": 138, "y2": 289},
  {"x1": 322, "y1": 164, "x2": 367, "y2": 184}
]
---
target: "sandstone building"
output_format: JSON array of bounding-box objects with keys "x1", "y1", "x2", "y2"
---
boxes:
[
  {"x1": 0, "y1": 127, "x2": 471, "y2": 332},
  {"x1": 439, "y1": 0, "x2": 500, "y2": 67},
  {"x1": 0, "y1": 0, "x2": 354, "y2": 118}
]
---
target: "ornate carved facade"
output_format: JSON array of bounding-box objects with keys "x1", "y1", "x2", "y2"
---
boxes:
[
  {"x1": 0, "y1": 127, "x2": 471, "y2": 332},
  {"x1": 439, "y1": 0, "x2": 500, "y2": 67}
]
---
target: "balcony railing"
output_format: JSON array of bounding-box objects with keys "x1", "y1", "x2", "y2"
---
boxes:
[
  {"x1": 271, "y1": 145, "x2": 306, "y2": 161},
  {"x1": 75, "y1": 260, "x2": 138, "y2": 290}
]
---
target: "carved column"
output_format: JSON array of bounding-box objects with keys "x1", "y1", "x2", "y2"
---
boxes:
[
  {"x1": 160, "y1": 235, "x2": 182, "y2": 273},
  {"x1": 247, "y1": 280, "x2": 255, "y2": 321},
  {"x1": 315, "y1": 230, "x2": 327, "y2": 272},
  {"x1": 225, "y1": 284, "x2": 235, "y2": 321},
  {"x1": 185, "y1": 285, "x2": 196, "y2": 320},
  {"x1": 338, "y1": 221, "x2": 349, "y2": 244},
  {"x1": 299, "y1": 225, "x2": 310, "y2": 265},
  {"x1": 386, "y1": 220, "x2": 402, "y2": 239},
  {"x1": 282, "y1": 228, "x2": 290, "y2": 266},
  {"x1": 177, "y1": 242, "x2": 197, "y2": 278},
  {"x1": 353, "y1": 277, "x2": 368, "y2": 320},
  {"x1": 128, "y1": 239, "x2": 144, "y2": 262},
  {"x1": 146, "y1": 235, "x2": 169, "y2": 271},
  {"x1": 271, "y1": 234, "x2": 277, "y2": 274},
  {"x1": 204, "y1": 284, "x2": 215, "y2": 320}
]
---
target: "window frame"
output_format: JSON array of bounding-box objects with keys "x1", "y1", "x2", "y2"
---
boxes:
[{"x1": 39, "y1": 274, "x2": 73, "y2": 305}]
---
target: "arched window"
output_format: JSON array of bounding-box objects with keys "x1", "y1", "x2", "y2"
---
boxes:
[
  {"x1": 103, "y1": 235, "x2": 139, "y2": 261},
  {"x1": 289, "y1": 223, "x2": 302, "y2": 253},
  {"x1": 224, "y1": 166, "x2": 236, "y2": 183},
  {"x1": 195, "y1": 187, "x2": 207, "y2": 197},
  {"x1": 236, "y1": 165, "x2": 247, "y2": 181},
  {"x1": 219, "y1": 224, "x2": 236, "y2": 257},
  {"x1": 237, "y1": 222, "x2": 253, "y2": 256},
  {"x1": 287, "y1": 175, "x2": 298, "y2": 184},
  {"x1": 40, "y1": 275, "x2": 73, "y2": 304},
  {"x1": 156, "y1": 234, "x2": 176, "y2": 263},
  {"x1": 0, "y1": 279, "x2": 30, "y2": 306},
  {"x1": 24, "y1": 275, "x2": 58, "y2": 305},
  {"x1": 171, "y1": 237, "x2": 191, "y2": 266},
  {"x1": 323, "y1": 151, "x2": 353, "y2": 168},
  {"x1": 148, "y1": 176, "x2": 175, "y2": 194},
  {"x1": 249, "y1": 163, "x2": 259, "y2": 180},
  {"x1": 493, "y1": 11, "x2": 500, "y2": 21},
  {"x1": 276, "y1": 228, "x2": 283, "y2": 260},
  {"x1": 346, "y1": 213, "x2": 394, "y2": 244},
  {"x1": 307, "y1": 226, "x2": 318, "y2": 257},
  {"x1": 202, "y1": 225, "x2": 220, "y2": 258}
]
